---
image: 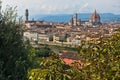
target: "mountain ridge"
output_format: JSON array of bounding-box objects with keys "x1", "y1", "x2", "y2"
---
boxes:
[{"x1": 29, "y1": 13, "x2": 120, "y2": 23}]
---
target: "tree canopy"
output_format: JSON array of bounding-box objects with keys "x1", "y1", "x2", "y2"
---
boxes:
[{"x1": 0, "y1": 2, "x2": 29, "y2": 80}]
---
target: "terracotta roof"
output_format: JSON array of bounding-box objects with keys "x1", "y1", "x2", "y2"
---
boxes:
[
  {"x1": 90, "y1": 10, "x2": 100, "y2": 21},
  {"x1": 59, "y1": 51, "x2": 80, "y2": 60},
  {"x1": 62, "y1": 58, "x2": 81, "y2": 66}
]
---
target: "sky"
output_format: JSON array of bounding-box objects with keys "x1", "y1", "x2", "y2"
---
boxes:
[{"x1": 1, "y1": 0, "x2": 120, "y2": 16}]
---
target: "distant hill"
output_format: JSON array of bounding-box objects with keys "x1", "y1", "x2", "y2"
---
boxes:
[{"x1": 30, "y1": 13, "x2": 120, "y2": 23}]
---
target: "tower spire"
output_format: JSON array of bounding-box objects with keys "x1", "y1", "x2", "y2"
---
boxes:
[
  {"x1": 95, "y1": 9, "x2": 97, "y2": 14},
  {"x1": 95, "y1": 9, "x2": 96, "y2": 12},
  {"x1": 94, "y1": 9, "x2": 97, "y2": 17},
  {"x1": 73, "y1": 13, "x2": 77, "y2": 26}
]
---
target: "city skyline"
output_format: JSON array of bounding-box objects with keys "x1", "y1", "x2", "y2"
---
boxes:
[{"x1": 1, "y1": 0, "x2": 120, "y2": 16}]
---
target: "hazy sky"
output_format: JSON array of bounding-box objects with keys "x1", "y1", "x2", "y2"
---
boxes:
[{"x1": 1, "y1": 0, "x2": 120, "y2": 16}]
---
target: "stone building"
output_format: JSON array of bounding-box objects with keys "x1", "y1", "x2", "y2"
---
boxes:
[
  {"x1": 69, "y1": 13, "x2": 81, "y2": 26},
  {"x1": 90, "y1": 10, "x2": 101, "y2": 25},
  {"x1": 25, "y1": 9, "x2": 29, "y2": 22}
]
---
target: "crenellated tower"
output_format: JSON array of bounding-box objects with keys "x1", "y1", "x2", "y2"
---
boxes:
[{"x1": 25, "y1": 9, "x2": 29, "y2": 21}]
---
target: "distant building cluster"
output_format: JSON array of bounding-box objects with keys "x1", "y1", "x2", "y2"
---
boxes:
[
  {"x1": 69, "y1": 13, "x2": 81, "y2": 26},
  {"x1": 69, "y1": 10, "x2": 101, "y2": 27},
  {"x1": 23, "y1": 9, "x2": 120, "y2": 47}
]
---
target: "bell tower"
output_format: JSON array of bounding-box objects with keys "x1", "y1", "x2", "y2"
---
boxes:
[
  {"x1": 73, "y1": 13, "x2": 77, "y2": 26},
  {"x1": 25, "y1": 9, "x2": 29, "y2": 21}
]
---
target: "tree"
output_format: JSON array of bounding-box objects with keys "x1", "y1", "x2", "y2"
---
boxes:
[
  {"x1": 0, "y1": 2, "x2": 29, "y2": 80},
  {"x1": 77, "y1": 29, "x2": 120, "y2": 80},
  {"x1": 27, "y1": 56, "x2": 72, "y2": 80}
]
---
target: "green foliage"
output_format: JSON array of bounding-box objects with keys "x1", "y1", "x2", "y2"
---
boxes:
[
  {"x1": 49, "y1": 45, "x2": 77, "y2": 51},
  {"x1": 77, "y1": 30, "x2": 120, "y2": 80},
  {"x1": 36, "y1": 46, "x2": 51, "y2": 57},
  {"x1": 3, "y1": 5, "x2": 17, "y2": 22},
  {"x1": 27, "y1": 55, "x2": 80, "y2": 80},
  {"x1": 0, "y1": 3, "x2": 29, "y2": 80}
]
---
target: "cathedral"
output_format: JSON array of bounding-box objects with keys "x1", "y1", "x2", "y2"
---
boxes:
[
  {"x1": 90, "y1": 10, "x2": 101, "y2": 25},
  {"x1": 69, "y1": 10, "x2": 101, "y2": 27}
]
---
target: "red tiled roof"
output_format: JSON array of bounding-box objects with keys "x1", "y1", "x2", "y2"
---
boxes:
[
  {"x1": 90, "y1": 10, "x2": 100, "y2": 21},
  {"x1": 62, "y1": 58, "x2": 81, "y2": 66}
]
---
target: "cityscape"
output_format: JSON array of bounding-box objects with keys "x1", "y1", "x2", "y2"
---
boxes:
[
  {"x1": 0, "y1": 0, "x2": 120, "y2": 80},
  {"x1": 23, "y1": 9, "x2": 120, "y2": 47}
]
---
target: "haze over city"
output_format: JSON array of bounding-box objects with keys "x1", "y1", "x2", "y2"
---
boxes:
[{"x1": 1, "y1": 0, "x2": 120, "y2": 16}]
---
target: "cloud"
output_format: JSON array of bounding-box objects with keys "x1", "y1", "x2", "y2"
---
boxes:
[
  {"x1": 78, "y1": 3, "x2": 89, "y2": 13},
  {"x1": 1, "y1": 0, "x2": 120, "y2": 15},
  {"x1": 36, "y1": 3, "x2": 72, "y2": 14}
]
